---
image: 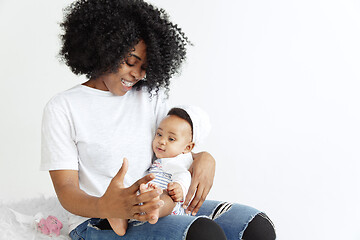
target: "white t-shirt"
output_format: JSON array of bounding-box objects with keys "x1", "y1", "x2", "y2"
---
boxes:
[{"x1": 40, "y1": 84, "x2": 169, "y2": 231}]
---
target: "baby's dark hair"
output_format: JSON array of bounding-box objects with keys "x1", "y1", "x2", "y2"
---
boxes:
[
  {"x1": 167, "y1": 108, "x2": 193, "y2": 140},
  {"x1": 59, "y1": 0, "x2": 190, "y2": 95}
]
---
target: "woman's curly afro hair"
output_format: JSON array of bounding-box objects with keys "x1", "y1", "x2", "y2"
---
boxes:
[{"x1": 59, "y1": 0, "x2": 190, "y2": 94}]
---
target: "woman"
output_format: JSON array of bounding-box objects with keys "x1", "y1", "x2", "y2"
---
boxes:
[{"x1": 41, "y1": 0, "x2": 276, "y2": 239}]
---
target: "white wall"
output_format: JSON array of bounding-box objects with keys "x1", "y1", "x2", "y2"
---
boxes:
[{"x1": 1, "y1": 0, "x2": 359, "y2": 239}]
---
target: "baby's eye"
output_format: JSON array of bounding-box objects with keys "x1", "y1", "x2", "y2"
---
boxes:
[
  {"x1": 169, "y1": 137, "x2": 175, "y2": 142},
  {"x1": 157, "y1": 133, "x2": 162, "y2": 137}
]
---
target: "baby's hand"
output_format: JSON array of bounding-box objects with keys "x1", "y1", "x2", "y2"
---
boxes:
[{"x1": 167, "y1": 182, "x2": 183, "y2": 202}]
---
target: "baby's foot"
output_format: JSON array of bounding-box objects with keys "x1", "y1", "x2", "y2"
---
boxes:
[
  {"x1": 107, "y1": 218, "x2": 128, "y2": 236},
  {"x1": 140, "y1": 183, "x2": 161, "y2": 224}
]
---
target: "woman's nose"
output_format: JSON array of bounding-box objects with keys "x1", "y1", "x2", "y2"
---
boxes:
[{"x1": 131, "y1": 68, "x2": 146, "y2": 80}]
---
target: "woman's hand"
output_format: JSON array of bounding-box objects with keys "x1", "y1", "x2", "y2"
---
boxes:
[
  {"x1": 50, "y1": 158, "x2": 163, "y2": 223},
  {"x1": 98, "y1": 158, "x2": 164, "y2": 221},
  {"x1": 183, "y1": 152, "x2": 215, "y2": 215}
]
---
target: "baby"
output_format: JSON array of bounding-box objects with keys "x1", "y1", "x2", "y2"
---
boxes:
[{"x1": 108, "y1": 105, "x2": 211, "y2": 236}]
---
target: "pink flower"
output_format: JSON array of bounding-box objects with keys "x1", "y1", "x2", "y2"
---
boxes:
[
  {"x1": 37, "y1": 218, "x2": 50, "y2": 235},
  {"x1": 37, "y1": 216, "x2": 63, "y2": 236}
]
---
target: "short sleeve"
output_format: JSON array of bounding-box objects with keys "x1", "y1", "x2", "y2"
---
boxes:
[{"x1": 40, "y1": 100, "x2": 79, "y2": 171}]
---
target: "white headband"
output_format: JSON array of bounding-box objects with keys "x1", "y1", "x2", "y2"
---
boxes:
[{"x1": 175, "y1": 105, "x2": 211, "y2": 146}]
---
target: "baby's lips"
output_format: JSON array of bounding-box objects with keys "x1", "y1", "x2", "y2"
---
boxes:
[{"x1": 156, "y1": 147, "x2": 165, "y2": 152}]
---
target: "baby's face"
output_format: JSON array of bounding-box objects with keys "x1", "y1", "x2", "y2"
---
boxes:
[{"x1": 152, "y1": 115, "x2": 193, "y2": 159}]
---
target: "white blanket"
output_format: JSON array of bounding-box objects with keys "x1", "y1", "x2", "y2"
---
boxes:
[{"x1": 0, "y1": 196, "x2": 71, "y2": 240}]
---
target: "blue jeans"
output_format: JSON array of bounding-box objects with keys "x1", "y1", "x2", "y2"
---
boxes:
[{"x1": 69, "y1": 200, "x2": 261, "y2": 240}]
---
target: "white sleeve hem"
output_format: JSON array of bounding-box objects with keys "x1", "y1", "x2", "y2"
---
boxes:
[{"x1": 40, "y1": 163, "x2": 78, "y2": 171}]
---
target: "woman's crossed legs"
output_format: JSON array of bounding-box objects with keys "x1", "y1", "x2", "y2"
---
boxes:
[{"x1": 70, "y1": 200, "x2": 276, "y2": 240}]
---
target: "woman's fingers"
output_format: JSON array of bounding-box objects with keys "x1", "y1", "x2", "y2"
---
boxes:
[
  {"x1": 189, "y1": 185, "x2": 211, "y2": 215},
  {"x1": 183, "y1": 152, "x2": 215, "y2": 215},
  {"x1": 133, "y1": 188, "x2": 163, "y2": 204},
  {"x1": 128, "y1": 173, "x2": 156, "y2": 193},
  {"x1": 183, "y1": 179, "x2": 212, "y2": 215},
  {"x1": 183, "y1": 181, "x2": 197, "y2": 209},
  {"x1": 185, "y1": 184, "x2": 204, "y2": 215},
  {"x1": 131, "y1": 199, "x2": 164, "y2": 218}
]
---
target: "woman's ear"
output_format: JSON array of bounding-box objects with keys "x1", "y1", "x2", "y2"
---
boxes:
[{"x1": 183, "y1": 142, "x2": 195, "y2": 154}]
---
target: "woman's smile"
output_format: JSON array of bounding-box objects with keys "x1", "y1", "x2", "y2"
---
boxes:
[{"x1": 121, "y1": 79, "x2": 137, "y2": 88}]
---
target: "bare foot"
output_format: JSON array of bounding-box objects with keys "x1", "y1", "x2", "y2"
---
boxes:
[
  {"x1": 107, "y1": 218, "x2": 128, "y2": 236},
  {"x1": 140, "y1": 183, "x2": 161, "y2": 224}
]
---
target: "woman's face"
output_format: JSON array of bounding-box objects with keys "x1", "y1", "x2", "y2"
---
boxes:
[{"x1": 90, "y1": 40, "x2": 147, "y2": 96}]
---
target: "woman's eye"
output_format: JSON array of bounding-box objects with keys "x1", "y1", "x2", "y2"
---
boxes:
[
  {"x1": 125, "y1": 61, "x2": 135, "y2": 67},
  {"x1": 141, "y1": 64, "x2": 148, "y2": 71}
]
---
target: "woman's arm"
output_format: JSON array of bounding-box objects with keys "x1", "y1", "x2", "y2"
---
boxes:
[
  {"x1": 183, "y1": 152, "x2": 216, "y2": 215},
  {"x1": 50, "y1": 158, "x2": 164, "y2": 221},
  {"x1": 50, "y1": 170, "x2": 102, "y2": 218}
]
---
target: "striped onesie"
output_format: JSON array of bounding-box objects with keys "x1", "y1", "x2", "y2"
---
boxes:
[{"x1": 148, "y1": 152, "x2": 193, "y2": 215}]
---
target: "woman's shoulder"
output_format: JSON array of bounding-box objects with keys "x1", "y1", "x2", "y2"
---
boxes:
[{"x1": 44, "y1": 85, "x2": 84, "y2": 111}]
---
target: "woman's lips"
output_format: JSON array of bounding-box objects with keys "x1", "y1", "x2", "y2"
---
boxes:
[
  {"x1": 121, "y1": 79, "x2": 136, "y2": 91},
  {"x1": 121, "y1": 79, "x2": 136, "y2": 87}
]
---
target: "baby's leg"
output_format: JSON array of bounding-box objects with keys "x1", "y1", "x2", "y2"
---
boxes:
[
  {"x1": 107, "y1": 218, "x2": 128, "y2": 236},
  {"x1": 140, "y1": 182, "x2": 161, "y2": 224}
]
